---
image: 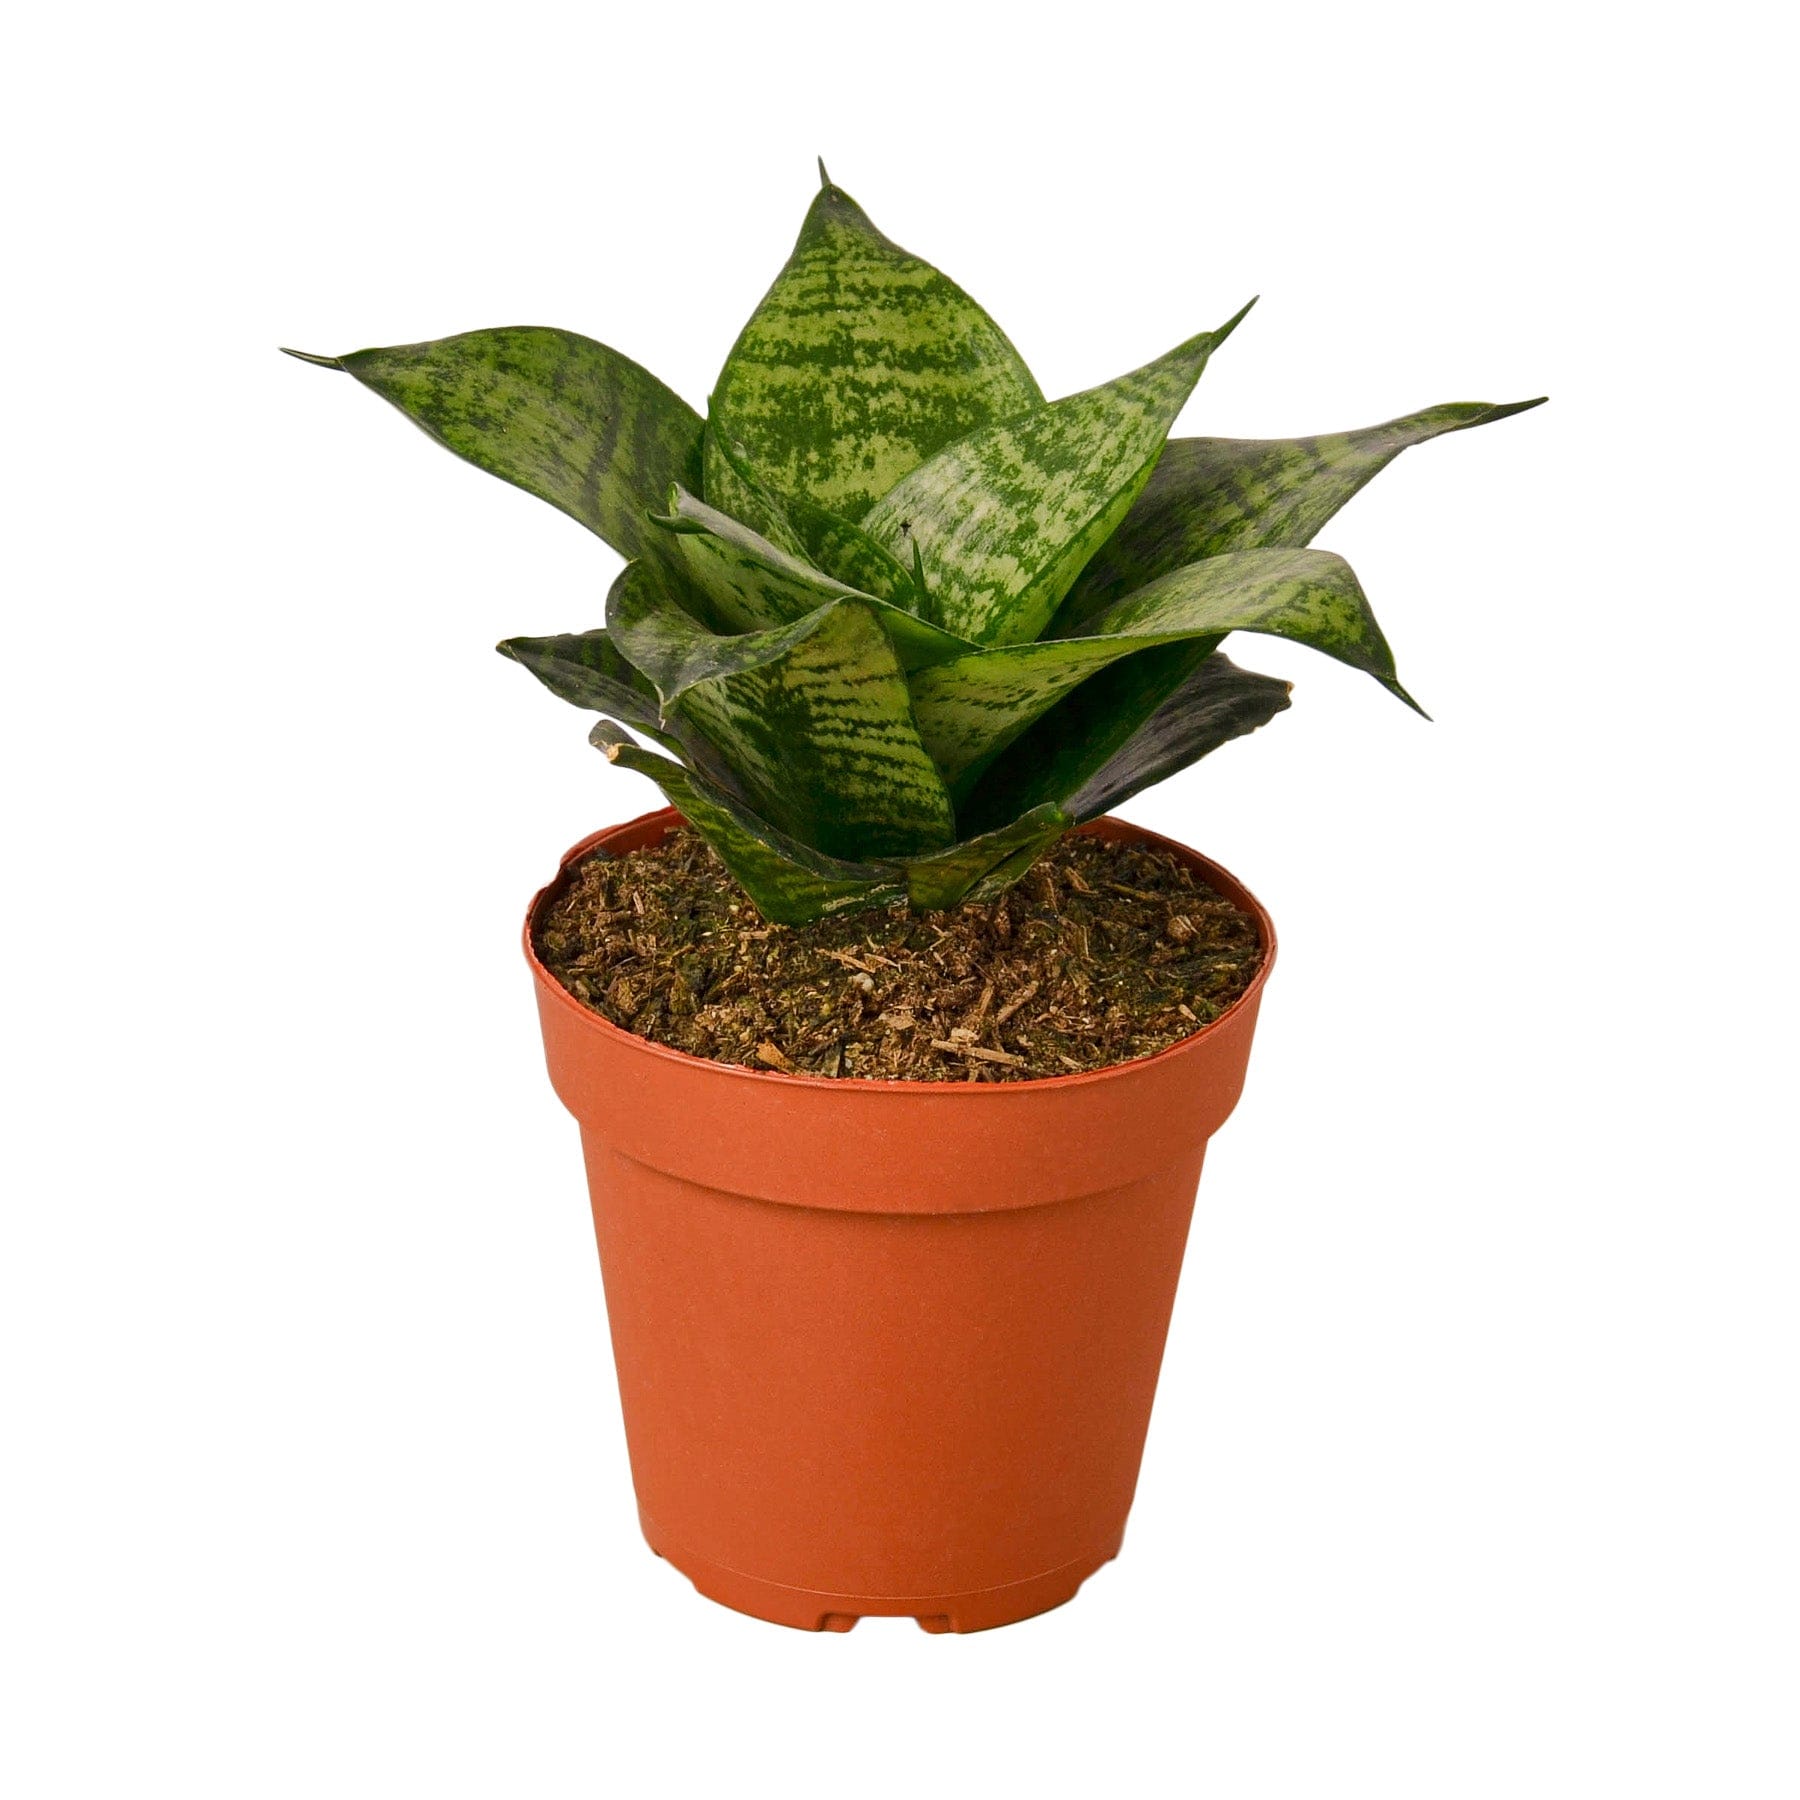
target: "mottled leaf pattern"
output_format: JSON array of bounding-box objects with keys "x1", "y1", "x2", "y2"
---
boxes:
[
  {"x1": 495, "y1": 627, "x2": 661, "y2": 728},
  {"x1": 294, "y1": 174, "x2": 1541, "y2": 924},
  {"x1": 708, "y1": 178, "x2": 1043, "y2": 520},
  {"x1": 703, "y1": 422, "x2": 921, "y2": 606},
  {"x1": 498, "y1": 627, "x2": 753, "y2": 795},
  {"x1": 896, "y1": 805, "x2": 1071, "y2": 909},
  {"x1": 860, "y1": 307, "x2": 1251, "y2": 647},
  {"x1": 908, "y1": 547, "x2": 1407, "y2": 798},
  {"x1": 283, "y1": 329, "x2": 702, "y2": 560},
  {"x1": 590, "y1": 724, "x2": 1068, "y2": 922},
  {"x1": 645, "y1": 488, "x2": 973, "y2": 667},
  {"x1": 591, "y1": 723, "x2": 906, "y2": 924},
  {"x1": 606, "y1": 563, "x2": 955, "y2": 861},
  {"x1": 1062, "y1": 399, "x2": 1546, "y2": 620},
  {"x1": 697, "y1": 419, "x2": 810, "y2": 554}
]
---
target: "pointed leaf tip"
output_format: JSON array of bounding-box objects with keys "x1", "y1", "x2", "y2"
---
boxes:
[
  {"x1": 816, "y1": 155, "x2": 831, "y2": 188},
  {"x1": 1214, "y1": 297, "x2": 1258, "y2": 345},
  {"x1": 1389, "y1": 678, "x2": 1431, "y2": 720},
  {"x1": 279, "y1": 346, "x2": 344, "y2": 369}
]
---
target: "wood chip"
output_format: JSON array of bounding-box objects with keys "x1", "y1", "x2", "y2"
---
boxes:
[
  {"x1": 930, "y1": 1038, "x2": 1025, "y2": 1067},
  {"x1": 994, "y1": 980, "x2": 1040, "y2": 1026},
  {"x1": 754, "y1": 1041, "x2": 796, "y2": 1073}
]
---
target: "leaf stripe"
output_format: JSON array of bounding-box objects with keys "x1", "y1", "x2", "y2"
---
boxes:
[
  {"x1": 289, "y1": 328, "x2": 703, "y2": 561},
  {"x1": 708, "y1": 178, "x2": 1044, "y2": 520},
  {"x1": 1061, "y1": 398, "x2": 1546, "y2": 622},
  {"x1": 606, "y1": 563, "x2": 956, "y2": 861},
  {"x1": 860, "y1": 306, "x2": 1252, "y2": 647},
  {"x1": 908, "y1": 547, "x2": 1409, "y2": 798}
]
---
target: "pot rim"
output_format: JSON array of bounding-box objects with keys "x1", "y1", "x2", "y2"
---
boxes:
[{"x1": 523, "y1": 807, "x2": 1276, "y2": 1097}]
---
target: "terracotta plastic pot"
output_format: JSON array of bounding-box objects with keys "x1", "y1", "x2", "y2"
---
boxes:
[{"x1": 526, "y1": 806, "x2": 1274, "y2": 1632}]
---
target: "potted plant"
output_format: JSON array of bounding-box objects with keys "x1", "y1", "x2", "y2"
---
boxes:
[{"x1": 287, "y1": 166, "x2": 1540, "y2": 1632}]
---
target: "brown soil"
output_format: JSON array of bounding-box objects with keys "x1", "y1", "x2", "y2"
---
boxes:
[{"x1": 532, "y1": 829, "x2": 1264, "y2": 1082}]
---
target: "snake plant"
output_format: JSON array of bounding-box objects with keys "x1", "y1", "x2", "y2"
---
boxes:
[{"x1": 287, "y1": 165, "x2": 1541, "y2": 923}]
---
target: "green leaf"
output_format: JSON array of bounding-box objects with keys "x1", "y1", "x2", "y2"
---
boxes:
[
  {"x1": 606, "y1": 563, "x2": 956, "y2": 862},
  {"x1": 962, "y1": 651, "x2": 1293, "y2": 832},
  {"x1": 647, "y1": 487, "x2": 974, "y2": 667},
  {"x1": 1062, "y1": 398, "x2": 1547, "y2": 620},
  {"x1": 704, "y1": 421, "x2": 922, "y2": 606},
  {"x1": 495, "y1": 626, "x2": 661, "y2": 729},
  {"x1": 589, "y1": 724, "x2": 1069, "y2": 923},
  {"x1": 908, "y1": 546, "x2": 1410, "y2": 798},
  {"x1": 283, "y1": 329, "x2": 703, "y2": 562},
  {"x1": 860, "y1": 306, "x2": 1252, "y2": 647},
  {"x1": 707, "y1": 175, "x2": 1044, "y2": 521},
  {"x1": 696, "y1": 419, "x2": 812, "y2": 555},
  {"x1": 1062, "y1": 653, "x2": 1295, "y2": 821},
  {"x1": 496, "y1": 627, "x2": 762, "y2": 799},
  {"x1": 895, "y1": 804, "x2": 1072, "y2": 910},
  {"x1": 590, "y1": 722, "x2": 906, "y2": 924}
]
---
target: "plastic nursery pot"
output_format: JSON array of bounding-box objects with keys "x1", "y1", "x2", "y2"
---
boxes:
[{"x1": 525, "y1": 806, "x2": 1275, "y2": 1633}]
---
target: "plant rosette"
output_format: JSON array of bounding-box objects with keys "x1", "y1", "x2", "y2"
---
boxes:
[{"x1": 290, "y1": 165, "x2": 1540, "y2": 1630}]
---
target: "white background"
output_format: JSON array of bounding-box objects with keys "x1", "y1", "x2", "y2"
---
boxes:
[{"x1": 4, "y1": 3, "x2": 1794, "y2": 1795}]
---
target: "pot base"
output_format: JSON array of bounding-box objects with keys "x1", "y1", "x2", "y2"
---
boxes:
[{"x1": 642, "y1": 1515, "x2": 1121, "y2": 1634}]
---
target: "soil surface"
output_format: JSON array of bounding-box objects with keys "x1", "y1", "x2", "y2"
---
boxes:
[{"x1": 533, "y1": 829, "x2": 1264, "y2": 1082}]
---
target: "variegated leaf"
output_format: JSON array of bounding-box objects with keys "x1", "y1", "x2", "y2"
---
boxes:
[
  {"x1": 590, "y1": 722, "x2": 906, "y2": 924},
  {"x1": 606, "y1": 563, "x2": 956, "y2": 861},
  {"x1": 909, "y1": 546, "x2": 1411, "y2": 798},
  {"x1": 1062, "y1": 398, "x2": 1546, "y2": 620},
  {"x1": 707, "y1": 170, "x2": 1043, "y2": 521},
  {"x1": 648, "y1": 488, "x2": 974, "y2": 667},
  {"x1": 589, "y1": 725, "x2": 1069, "y2": 924},
  {"x1": 860, "y1": 306, "x2": 1253, "y2": 648},
  {"x1": 283, "y1": 329, "x2": 702, "y2": 561},
  {"x1": 697, "y1": 418, "x2": 809, "y2": 551},
  {"x1": 705, "y1": 420, "x2": 923, "y2": 606},
  {"x1": 495, "y1": 626, "x2": 661, "y2": 729},
  {"x1": 961, "y1": 651, "x2": 1294, "y2": 833},
  {"x1": 495, "y1": 625, "x2": 752, "y2": 797},
  {"x1": 896, "y1": 805, "x2": 1072, "y2": 910}
]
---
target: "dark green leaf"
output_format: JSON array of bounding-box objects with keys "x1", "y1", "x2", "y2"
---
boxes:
[
  {"x1": 962, "y1": 651, "x2": 1293, "y2": 832},
  {"x1": 895, "y1": 805, "x2": 1072, "y2": 909},
  {"x1": 1063, "y1": 654, "x2": 1296, "y2": 821},
  {"x1": 284, "y1": 329, "x2": 702, "y2": 561},
  {"x1": 496, "y1": 627, "x2": 759, "y2": 798},
  {"x1": 1062, "y1": 398, "x2": 1546, "y2": 621},
  {"x1": 495, "y1": 626, "x2": 660, "y2": 729},
  {"x1": 860, "y1": 306, "x2": 1252, "y2": 647},
  {"x1": 707, "y1": 176, "x2": 1043, "y2": 521}
]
